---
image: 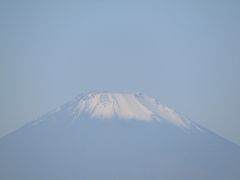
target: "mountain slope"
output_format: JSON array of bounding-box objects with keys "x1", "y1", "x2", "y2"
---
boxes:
[{"x1": 0, "y1": 92, "x2": 239, "y2": 180}]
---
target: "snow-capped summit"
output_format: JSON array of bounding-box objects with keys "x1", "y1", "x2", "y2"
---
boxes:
[
  {"x1": 1, "y1": 91, "x2": 240, "y2": 180},
  {"x1": 73, "y1": 92, "x2": 191, "y2": 128}
]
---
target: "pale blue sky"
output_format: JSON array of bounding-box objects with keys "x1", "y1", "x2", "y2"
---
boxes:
[{"x1": 0, "y1": 0, "x2": 240, "y2": 144}]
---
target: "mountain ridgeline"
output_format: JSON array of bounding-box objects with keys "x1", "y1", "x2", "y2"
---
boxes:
[{"x1": 0, "y1": 92, "x2": 240, "y2": 180}]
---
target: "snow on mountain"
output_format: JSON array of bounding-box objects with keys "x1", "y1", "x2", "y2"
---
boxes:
[
  {"x1": 72, "y1": 92, "x2": 191, "y2": 128},
  {"x1": 0, "y1": 92, "x2": 240, "y2": 180}
]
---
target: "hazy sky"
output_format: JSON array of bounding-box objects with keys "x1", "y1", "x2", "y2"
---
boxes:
[{"x1": 0, "y1": 0, "x2": 240, "y2": 144}]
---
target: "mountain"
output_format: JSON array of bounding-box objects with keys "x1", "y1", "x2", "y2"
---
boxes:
[{"x1": 0, "y1": 92, "x2": 240, "y2": 180}]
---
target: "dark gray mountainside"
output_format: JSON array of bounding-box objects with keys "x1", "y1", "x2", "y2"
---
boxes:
[{"x1": 0, "y1": 92, "x2": 239, "y2": 180}]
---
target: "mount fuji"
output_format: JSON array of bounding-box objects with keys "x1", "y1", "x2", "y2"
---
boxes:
[{"x1": 0, "y1": 92, "x2": 240, "y2": 180}]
